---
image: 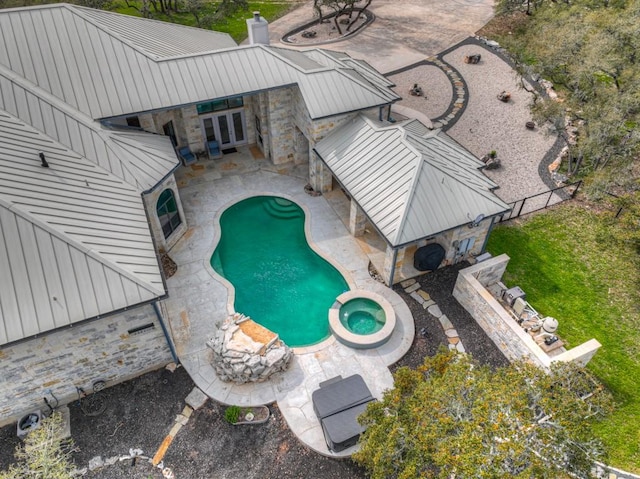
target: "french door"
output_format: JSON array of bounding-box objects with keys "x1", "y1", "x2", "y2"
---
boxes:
[{"x1": 201, "y1": 110, "x2": 246, "y2": 149}]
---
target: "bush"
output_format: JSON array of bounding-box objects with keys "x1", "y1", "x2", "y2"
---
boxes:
[{"x1": 224, "y1": 405, "x2": 241, "y2": 424}]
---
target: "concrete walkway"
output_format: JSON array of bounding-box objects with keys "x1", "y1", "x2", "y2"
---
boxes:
[
  {"x1": 264, "y1": 0, "x2": 495, "y2": 73},
  {"x1": 160, "y1": 151, "x2": 414, "y2": 457}
]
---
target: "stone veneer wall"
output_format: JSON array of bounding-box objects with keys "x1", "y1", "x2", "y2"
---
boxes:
[
  {"x1": 452, "y1": 254, "x2": 601, "y2": 368},
  {"x1": 0, "y1": 304, "x2": 172, "y2": 426},
  {"x1": 142, "y1": 173, "x2": 188, "y2": 252}
]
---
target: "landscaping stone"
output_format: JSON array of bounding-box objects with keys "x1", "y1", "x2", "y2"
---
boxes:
[
  {"x1": 405, "y1": 282, "x2": 421, "y2": 293},
  {"x1": 410, "y1": 291, "x2": 425, "y2": 304},
  {"x1": 417, "y1": 290, "x2": 431, "y2": 301},
  {"x1": 427, "y1": 304, "x2": 442, "y2": 318},
  {"x1": 207, "y1": 313, "x2": 292, "y2": 383},
  {"x1": 185, "y1": 387, "x2": 208, "y2": 410},
  {"x1": 445, "y1": 329, "x2": 458, "y2": 338},
  {"x1": 423, "y1": 299, "x2": 436, "y2": 309},
  {"x1": 400, "y1": 279, "x2": 416, "y2": 288},
  {"x1": 438, "y1": 315, "x2": 454, "y2": 331}
]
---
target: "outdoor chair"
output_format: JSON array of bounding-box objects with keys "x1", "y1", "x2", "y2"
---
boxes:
[
  {"x1": 207, "y1": 140, "x2": 222, "y2": 159},
  {"x1": 177, "y1": 146, "x2": 196, "y2": 166}
]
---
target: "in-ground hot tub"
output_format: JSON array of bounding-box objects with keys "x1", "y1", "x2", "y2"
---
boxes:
[{"x1": 329, "y1": 290, "x2": 396, "y2": 349}]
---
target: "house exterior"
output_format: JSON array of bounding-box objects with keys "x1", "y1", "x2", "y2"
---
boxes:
[{"x1": 0, "y1": 4, "x2": 508, "y2": 424}]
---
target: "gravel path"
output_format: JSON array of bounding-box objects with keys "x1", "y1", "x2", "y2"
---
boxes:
[
  {"x1": 389, "y1": 64, "x2": 452, "y2": 121},
  {"x1": 444, "y1": 42, "x2": 558, "y2": 204},
  {"x1": 388, "y1": 39, "x2": 565, "y2": 207}
]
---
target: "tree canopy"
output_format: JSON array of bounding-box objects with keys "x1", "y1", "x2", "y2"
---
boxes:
[{"x1": 354, "y1": 351, "x2": 613, "y2": 479}]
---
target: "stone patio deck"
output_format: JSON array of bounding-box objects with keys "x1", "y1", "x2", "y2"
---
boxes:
[{"x1": 160, "y1": 149, "x2": 414, "y2": 456}]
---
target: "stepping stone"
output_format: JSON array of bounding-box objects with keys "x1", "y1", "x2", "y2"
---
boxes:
[
  {"x1": 448, "y1": 343, "x2": 456, "y2": 351},
  {"x1": 400, "y1": 279, "x2": 416, "y2": 288},
  {"x1": 456, "y1": 343, "x2": 466, "y2": 353},
  {"x1": 445, "y1": 329, "x2": 458, "y2": 338},
  {"x1": 438, "y1": 315, "x2": 454, "y2": 331},
  {"x1": 185, "y1": 387, "x2": 208, "y2": 410},
  {"x1": 405, "y1": 283, "x2": 421, "y2": 293},
  {"x1": 448, "y1": 337, "x2": 460, "y2": 345},
  {"x1": 423, "y1": 300, "x2": 435, "y2": 309},
  {"x1": 427, "y1": 304, "x2": 442, "y2": 318},
  {"x1": 417, "y1": 290, "x2": 431, "y2": 301},
  {"x1": 410, "y1": 291, "x2": 425, "y2": 304}
]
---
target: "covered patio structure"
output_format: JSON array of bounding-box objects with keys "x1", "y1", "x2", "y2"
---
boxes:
[{"x1": 312, "y1": 115, "x2": 511, "y2": 285}]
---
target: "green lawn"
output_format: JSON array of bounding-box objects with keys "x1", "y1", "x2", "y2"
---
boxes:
[
  {"x1": 111, "y1": 1, "x2": 296, "y2": 43},
  {"x1": 486, "y1": 203, "x2": 640, "y2": 472}
]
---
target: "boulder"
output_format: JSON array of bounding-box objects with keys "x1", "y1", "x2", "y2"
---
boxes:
[{"x1": 207, "y1": 313, "x2": 292, "y2": 383}]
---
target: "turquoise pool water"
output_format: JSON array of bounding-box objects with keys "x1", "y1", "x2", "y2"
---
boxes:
[
  {"x1": 211, "y1": 196, "x2": 349, "y2": 347},
  {"x1": 340, "y1": 298, "x2": 386, "y2": 335}
]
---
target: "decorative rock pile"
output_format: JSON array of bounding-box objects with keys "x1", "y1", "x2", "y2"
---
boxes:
[{"x1": 207, "y1": 313, "x2": 292, "y2": 384}]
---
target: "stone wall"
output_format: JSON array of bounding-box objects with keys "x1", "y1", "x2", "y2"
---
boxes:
[
  {"x1": 142, "y1": 174, "x2": 188, "y2": 252},
  {"x1": 452, "y1": 254, "x2": 600, "y2": 368},
  {"x1": 0, "y1": 304, "x2": 173, "y2": 426}
]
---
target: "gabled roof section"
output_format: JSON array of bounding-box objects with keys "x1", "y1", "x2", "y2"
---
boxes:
[
  {"x1": 314, "y1": 115, "x2": 510, "y2": 247},
  {"x1": 0, "y1": 4, "x2": 399, "y2": 120},
  {"x1": 0, "y1": 110, "x2": 166, "y2": 345}
]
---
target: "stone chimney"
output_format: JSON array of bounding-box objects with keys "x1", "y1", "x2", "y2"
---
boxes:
[{"x1": 246, "y1": 11, "x2": 269, "y2": 45}]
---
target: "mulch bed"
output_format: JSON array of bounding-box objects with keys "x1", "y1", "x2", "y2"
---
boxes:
[
  {"x1": 391, "y1": 262, "x2": 510, "y2": 372},
  {"x1": 1, "y1": 263, "x2": 508, "y2": 479}
]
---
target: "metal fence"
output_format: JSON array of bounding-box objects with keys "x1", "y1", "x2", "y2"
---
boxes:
[{"x1": 497, "y1": 181, "x2": 582, "y2": 223}]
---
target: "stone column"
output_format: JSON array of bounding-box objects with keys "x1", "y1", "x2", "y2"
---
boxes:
[
  {"x1": 382, "y1": 246, "x2": 405, "y2": 285},
  {"x1": 349, "y1": 199, "x2": 366, "y2": 237},
  {"x1": 181, "y1": 105, "x2": 203, "y2": 154},
  {"x1": 309, "y1": 153, "x2": 333, "y2": 193}
]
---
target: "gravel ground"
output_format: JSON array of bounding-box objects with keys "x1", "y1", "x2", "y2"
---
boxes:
[
  {"x1": 444, "y1": 43, "x2": 558, "y2": 204},
  {"x1": 389, "y1": 64, "x2": 452, "y2": 121}
]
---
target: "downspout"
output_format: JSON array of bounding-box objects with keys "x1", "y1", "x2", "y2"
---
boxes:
[
  {"x1": 388, "y1": 248, "x2": 398, "y2": 287},
  {"x1": 480, "y1": 216, "x2": 496, "y2": 253},
  {"x1": 152, "y1": 301, "x2": 180, "y2": 365},
  {"x1": 378, "y1": 106, "x2": 383, "y2": 122}
]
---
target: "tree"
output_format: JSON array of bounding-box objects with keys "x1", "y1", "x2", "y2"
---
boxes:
[
  {"x1": 0, "y1": 413, "x2": 75, "y2": 479},
  {"x1": 354, "y1": 351, "x2": 613, "y2": 479}
]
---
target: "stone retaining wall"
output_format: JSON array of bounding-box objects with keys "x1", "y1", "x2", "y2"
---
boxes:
[{"x1": 453, "y1": 254, "x2": 600, "y2": 368}]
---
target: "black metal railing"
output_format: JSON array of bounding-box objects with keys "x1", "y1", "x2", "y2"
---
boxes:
[{"x1": 498, "y1": 180, "x2": 582, "y2": 223}]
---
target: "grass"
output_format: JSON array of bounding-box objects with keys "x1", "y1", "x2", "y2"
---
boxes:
[
  {"x1": 110, "y1": 1, "x2": 296, "y2": 43},
  {"x1": 486, "y1": 202, "x2": 640, "y2": 472}
]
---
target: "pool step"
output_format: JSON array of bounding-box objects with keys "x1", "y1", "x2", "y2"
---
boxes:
[{"x1": 263, "y1": 197, "x2": 303, "y2": 219}]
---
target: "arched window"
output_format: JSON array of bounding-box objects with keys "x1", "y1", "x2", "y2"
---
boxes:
[{"x1": 157, "y1": 189, "x2": 181, "y2": 239}]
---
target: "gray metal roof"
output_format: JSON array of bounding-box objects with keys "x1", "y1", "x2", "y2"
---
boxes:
[
  {"x1": 315, "y1": 116, "x2": 510, "y2": 247},
  {"x1": 0, "y1": 65, "x2": 179, "y2": 191},
  {"x1": 0, "y1": 110, "x2": 165, "y2": 345},
  {"x1": 0, "y1": 4, "x2": 399, "y2": 121}
]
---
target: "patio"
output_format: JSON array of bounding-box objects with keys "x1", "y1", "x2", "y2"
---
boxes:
[{"x1": 160, "y1": 148, "x2": 415, "y2": 456}]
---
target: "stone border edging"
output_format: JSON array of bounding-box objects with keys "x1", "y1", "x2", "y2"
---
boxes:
[{"x1": 400, "y1": 278, "x2": 465, "y2": 353}]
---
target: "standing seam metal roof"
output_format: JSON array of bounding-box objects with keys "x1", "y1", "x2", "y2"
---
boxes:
[
  {"x1": 0, "y1": 4, "x2": 399, "y2": 121},
  {"x1": 0, "y1": 109, "x2": 165, "y2": 344},
  {"x1": 314, "y1": 115, "x2": 511, "y2": 247}
]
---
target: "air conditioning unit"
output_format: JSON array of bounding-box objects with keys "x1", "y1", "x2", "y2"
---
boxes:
[{"x1": 503, "y1": 286, "x2": 526, "y2": 307}]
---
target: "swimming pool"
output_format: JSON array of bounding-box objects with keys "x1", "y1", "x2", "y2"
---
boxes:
[{"x1": 211, "y1": 196, "x2": 349, "y2": 347}]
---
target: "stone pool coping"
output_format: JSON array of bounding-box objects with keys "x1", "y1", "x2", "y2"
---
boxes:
[{"x1": 329, "y1": 290, "x2": 396, "y2": 349}]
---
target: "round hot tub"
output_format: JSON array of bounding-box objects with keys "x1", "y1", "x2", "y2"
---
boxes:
[{"x1": 329, "y1": 291, "x2": 396, "y2": 349}]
